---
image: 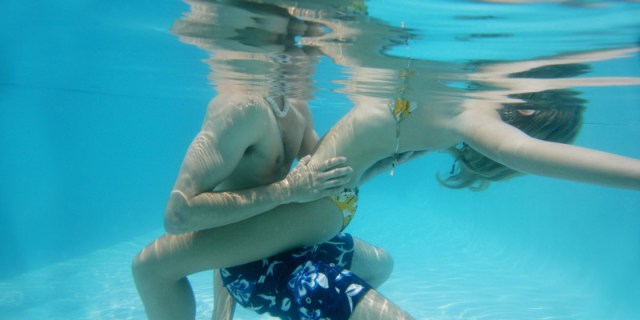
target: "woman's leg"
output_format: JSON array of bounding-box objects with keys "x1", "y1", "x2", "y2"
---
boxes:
[{"x1": 132, "y1": 199, "x2": 343, "y2": 320}]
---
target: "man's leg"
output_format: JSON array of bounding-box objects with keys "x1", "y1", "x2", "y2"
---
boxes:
[
  {"x1": 284, "y1": 255, "x2": 414, "y2": 320},
  {"x1": 350, "y1": 290, "x2": 415, "y2": 320},
  {"x1": 349, "y1": 237, "x2": 394, "y2": 288},
  {"x1": 348, "y1": 238, "x2": 416, "y2": 319},
  {"x1": 212, "y1": 270, "x2": 235, "y2": 320},
  {"x1": 211, "y1": 233, "x2": 411, "y2": 320}
]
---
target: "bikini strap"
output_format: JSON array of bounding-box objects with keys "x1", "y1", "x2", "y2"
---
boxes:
[{"x1": 388, "y1": 98, "x2": 415, "y2": 176}]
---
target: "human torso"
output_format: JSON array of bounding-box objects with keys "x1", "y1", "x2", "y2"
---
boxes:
[
  {"x1": 311, "y1": 94, "x2": 463, "y2": 186},
  {"x1": 214, "y1": 95, "x2": 310, "y2": 191}
]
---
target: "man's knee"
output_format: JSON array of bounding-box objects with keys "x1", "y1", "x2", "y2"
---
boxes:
[
  {"x1": 351, "y1": 239, "x2": 394, "y2": 288},
  {"x1": 370, "y1": 248, "x2": 394, "y2": 287}
]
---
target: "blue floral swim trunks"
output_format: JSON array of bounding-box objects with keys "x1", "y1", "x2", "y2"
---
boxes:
[{"x1": 220, "y1": 233, "x2": 371, "y2": 320}]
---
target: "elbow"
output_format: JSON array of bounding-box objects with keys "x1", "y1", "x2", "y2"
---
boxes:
[
  {"x1": 164, "y1": 210, "x2": 187, "y2": 234},
  {"x1": 164, "y1": 191, "x2": 191, "y2": 234},
  {"x1": 494, "y1": 139, "x2": 535, "y2": 174}
]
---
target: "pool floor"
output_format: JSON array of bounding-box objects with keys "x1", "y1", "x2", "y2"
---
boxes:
[{"x1": 0, "y1": 224, "x2": 622, "y2": 320}]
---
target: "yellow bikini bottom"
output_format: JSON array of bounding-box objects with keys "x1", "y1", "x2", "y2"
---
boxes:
[{"x1": 327, "y1": 188, "x2": 359, "y2": 231}]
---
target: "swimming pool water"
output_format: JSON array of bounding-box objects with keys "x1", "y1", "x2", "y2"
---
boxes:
[{"x1": 1, "y1": 1, "x2": 639, "y2": 319}]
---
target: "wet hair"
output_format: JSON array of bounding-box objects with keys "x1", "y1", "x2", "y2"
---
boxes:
[{"x1": 439, "y1": 89, "x2": 586, "y2": 191}]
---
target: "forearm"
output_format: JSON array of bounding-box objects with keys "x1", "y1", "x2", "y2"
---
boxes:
[
  {"x1": 165, "y1": 180, "x2": 293, "y2": 234},
  {"x1": 165, "y1": 154, "x2": 352, "y2": 234}
]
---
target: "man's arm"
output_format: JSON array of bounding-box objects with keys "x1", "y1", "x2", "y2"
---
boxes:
[
  {"x1": 459, "y1": 110, "x2": 640, "y2": 190},
  {"x1": 164, "y1": 103, "x2": 353, "y2": 234}
]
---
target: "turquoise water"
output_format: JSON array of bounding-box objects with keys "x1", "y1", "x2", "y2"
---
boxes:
[{"x1": 1, "y1": 0, "x2": 639, "y2": 319}]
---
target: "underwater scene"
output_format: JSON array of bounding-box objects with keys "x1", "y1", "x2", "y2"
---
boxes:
[{"x1": 1, "y1": 0, "x2": 640, "y2": 319}]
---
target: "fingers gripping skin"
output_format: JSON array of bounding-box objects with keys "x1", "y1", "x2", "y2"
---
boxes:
[{"x1": 284, "y1": 155, "x2": 353, "y2": 203}]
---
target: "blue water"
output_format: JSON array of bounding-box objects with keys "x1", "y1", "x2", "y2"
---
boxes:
[{"x1": 1, "y1": 1, "x2": 639, "y2": 319}]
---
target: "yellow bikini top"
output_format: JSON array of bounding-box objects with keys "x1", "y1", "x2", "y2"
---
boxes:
[
  {"x1": 389, "y1": 34, "x2": 415, "y2": 176},
  {"x1": 391, "y1": 98, "x2": 415, "y2": 122},
  {"x1": 389, "y1": 98, "x2": 416, "y2": 176}
]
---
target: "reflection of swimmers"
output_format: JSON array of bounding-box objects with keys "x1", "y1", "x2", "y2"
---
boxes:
[
  {"x1": 132, "y1": 1, "x2": 409, "y2": 320},
  {"x1": 297, "y1": 9, "x2": 640, "y2": 190}
]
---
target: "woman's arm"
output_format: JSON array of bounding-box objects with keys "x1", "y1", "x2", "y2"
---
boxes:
[{"x1": 460, "y1": 111, "x2": 640, "y2": 190}]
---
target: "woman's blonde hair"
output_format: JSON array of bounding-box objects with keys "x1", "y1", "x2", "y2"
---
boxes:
[{"x1": 439, "y1": 89, "x2": 585, "y2": 191}]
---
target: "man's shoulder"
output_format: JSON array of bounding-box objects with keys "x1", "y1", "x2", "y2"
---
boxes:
[
  {"x1": 202, "y1": 96, "x2": 274, "y2": 137},
  {"x1": 207, "y1": 95, "x2": 269, "y2": 117}
]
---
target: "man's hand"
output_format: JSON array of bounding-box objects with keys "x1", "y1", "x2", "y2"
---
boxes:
[{"x1": 283, "y1": 155, "x2": 352, "y2": 203}]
